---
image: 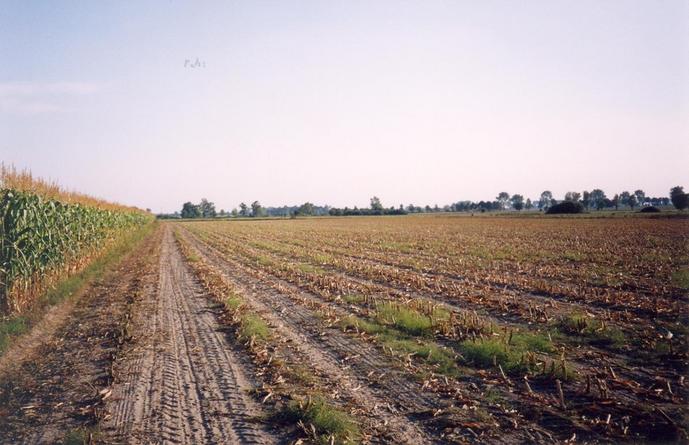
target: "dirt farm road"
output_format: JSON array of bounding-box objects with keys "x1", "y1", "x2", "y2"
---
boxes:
[
  {"x1": 102, "y1": 229, "x2": 275, "y2": 444},
  {"x1": 0, "y1": 226, "x2": 286, "y2": 444}
]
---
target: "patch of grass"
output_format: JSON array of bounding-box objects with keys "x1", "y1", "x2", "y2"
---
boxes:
[
  {"x1": 459, "y1": 331, "x2": 553, "y2": 375},
  {"x1": 559, "y1": 313, "x2": 589, "y2": 334},
  {"x1": 297, "y1": 263, "x2": 325, "y2": 275},
  {"x1": 63, "y1": 426, "x2": 99, "y2": 445},
  {"x1": 224, "y1": 293, "x2": 243, "y2": 310},
  {"x1": 282, "y1": 396, "x2": 359, "y2": 444},
  {"x1": 0, "y1": 316, "x2": 28, "y2": 354},
  {"x1": 561, "y1": 251, "x2": 583, "y2": 262},
  {"x1": 341, "y1": 316, "x2": 386, "y2": 335},
  {"x1": 558, "y1": 313, "x2": 626, "y2": 348},
  {"x1": 342, "y1": 294, "x2": 365, "y2": 304},
  {"x1": 388, "y1": 337, "x2": 460, "y2": 377},
  {"x1": 239, "y1": 313, "x2": 270, "y2": 342},
  {"x1": 340, "y1": 315, "x2": 461, "y2": 377},
  {"x1": 312, "y1": 253, "x2": 333, "y2": 264},
  {"x1": 256, "y1": 255, "x2": 274, "y2": 267},
  {"x1": 537, "y1": 358, "x2": 578, "y2": 382},
  {"x1": 380, "y1": 241, "x2": 415, "y2": 254},
  {"x1": 460, "y1": 338, "x2": 526, "y2": 374},
  {"x1": 186, "y1": 252, "x2": 200, "y2": 263},
  {"x1": 672, "y1": 268, "x2": 689, "y2": 289},
  {"x1": 376, "y1": 303, "x2": 432, "y2": 336},
  {"x1": 510, "y1": 331, "x2": 554, "y2": 353}
]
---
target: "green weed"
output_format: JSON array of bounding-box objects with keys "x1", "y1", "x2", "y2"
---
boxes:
[
  {"x1": 376, "y1": 303, "x2": 433, "y2": 336},
  {"x1": 282, "y1": 396, "x2": 359, "y2": 444},
  {"x1": 459, "y1": 331, "x2": 553, "y2": 374},
  {"x1": 342, "y1": 294, "x2": 365, "y2": 304},
  {"x1": 672, "y1": 268, "x2": 689, "y2": 289},
  {"x1": 239, "y1": 314, "x2": 270, "y2": 342},
  {"x1": 0, "y1": 316, "x2": 28, "y2": 354},
  {"x1": 558, "y1": 313, "x2": 626, "y2": 348}
]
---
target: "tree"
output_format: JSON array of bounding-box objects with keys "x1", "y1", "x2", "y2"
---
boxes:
[
  {"x1": 619, "y1": 191, "x2": 631, "y2": 209},
  {"x1": 670, "y1": 186, "x2": 689, "y2": 210},
  {"x1": 510, "y1": 194, "x2": 525, "y2": 211},
  {"x1": 590, "y1": 189, "x2": 607, "y2": 210},
  {"x1": 199, "y1": 198, "x2": 216, "y2": 218},
  {"x1": 251, "y1": 201, "x2": 264, "y2": 217},
  {"x1": 239, "y1": 202, "x2": 249, "y2": 217},
  {"x1": 525, "y1": 198, "x2": 533, "y2": 210},
  {"x1": 582, "y1": 191, "x2": 591, "y2": 210},
  {"x1": 181, "y1": 202, "x2": 201, "y2": 218},
  {"x1": 564, "y1": 192, "x2": 581, "y2": 202},
  {"x1": 612, "y1": 194, "x2": 620, "y2": 210},
  {"x1": 634, "y1": 190, "x2": 645, "y2": 208},
  {"x1": 231, "y1": 208, "x2": 238, "y2": 217},
  {"x1": 628, "y1": 194, "x2": 637, "y2": 210},
  {"x1": 297, "y1": 202, "x2": 315, "y2": 216},
  {"x1": 546, "y1": 201, "x2": 584, "y2": 214},
  {"x1": 496, "y1": 192, "x2": 510, "y2": 210},
  {"x1": 370, "y1": 196, "x2": 384, "y2": 214},
  {"x1": 538, "y1": 191, "x2": 553, "y2": 210}
]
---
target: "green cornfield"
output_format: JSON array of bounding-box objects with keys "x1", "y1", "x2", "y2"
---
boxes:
[{"x1": 0, "y1": 187, "x2": 152, "y2": 314}]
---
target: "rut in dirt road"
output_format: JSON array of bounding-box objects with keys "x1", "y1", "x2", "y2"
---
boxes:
[{"x1": 103, "y1": 227, "x2": 277, "y2": 444}]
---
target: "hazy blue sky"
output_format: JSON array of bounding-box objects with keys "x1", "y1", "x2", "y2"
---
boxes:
[{"x1": 1, "y1": 1, "x2": 687, "y2": 212}]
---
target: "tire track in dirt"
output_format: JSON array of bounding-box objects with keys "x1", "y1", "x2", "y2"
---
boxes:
[
  {"x1": 179, "y1": 227, "x2": 524, "y2": 444},
  {"x1": 103, "y1": 227, "x2": 276, "y2": 444}
]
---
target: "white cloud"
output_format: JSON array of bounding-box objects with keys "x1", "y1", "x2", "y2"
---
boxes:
[{"x1": 0, "y1": 81, "x2": 100, "y2": 115}]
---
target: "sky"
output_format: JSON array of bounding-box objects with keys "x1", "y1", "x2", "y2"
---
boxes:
[{"x1": 1, "y1": 1, "x2": 687, "y2": 213}]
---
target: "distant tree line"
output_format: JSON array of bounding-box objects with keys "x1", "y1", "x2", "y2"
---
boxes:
[
  {"x1": 327, "y1": 187, "x2": 686, "y2": 216},
  {"x1": 158, "y1": 186, "x2": 688, "y2": 219}
]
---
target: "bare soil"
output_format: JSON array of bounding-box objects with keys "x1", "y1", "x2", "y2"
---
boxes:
[{"x1": 102, "y1": 227, "x2": 277, "y2": 444}]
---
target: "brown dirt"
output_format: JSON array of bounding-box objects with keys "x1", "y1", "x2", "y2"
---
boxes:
[{"x1": 101, "y1": 227, "x2": 278, "y2": 444}]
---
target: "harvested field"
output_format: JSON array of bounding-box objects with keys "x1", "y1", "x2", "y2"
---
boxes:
[
  {"x1": 1, "y1": 215, "x2": 687, "y2": 444},
  {"x1": 174, "y1": 214, "x2": 689, "y2": 443}
]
